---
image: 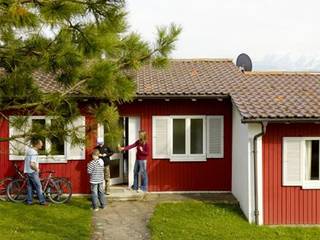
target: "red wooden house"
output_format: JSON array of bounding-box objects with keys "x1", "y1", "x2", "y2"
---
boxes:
[{"x1": 1, "y1": 59, "x2": 320, "y2": 225}]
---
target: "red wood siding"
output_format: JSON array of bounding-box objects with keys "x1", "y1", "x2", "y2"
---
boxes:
[
  {"x1": 263, "y1": 123, "x2": 320, "y2": 224},
  {"x1": 0, "y1": 115, "x2": 97, "y2": 194},
  {"x1": 119, "y1": 99, "x2": 232, "y2": 191}
]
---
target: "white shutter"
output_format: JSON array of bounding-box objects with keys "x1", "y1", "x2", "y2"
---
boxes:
[
  {"x1": 206, "y1": 116, "x2": 224, "y2": 158},
  {"x1": 66, "y1": 116, "x2": 86, "y2": 160},
  {"x1": 9, "y1": 116, "x2": 30, "y2": 160},
  {"x1": 152, "y1": 116, "x2": 170, "y2": 159},
  {"x1": 283, "y1": 137, "x2": 303, "y2": 186}
]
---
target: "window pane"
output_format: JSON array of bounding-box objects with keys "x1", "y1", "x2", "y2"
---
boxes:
[
  {"x1": 173, "y1": 119, "x2": 186, "y2": 154},
  {"x1": 31, "y1": 119, "x2": 46, "y2": 155},
  {"x1": 50, "y1": 119, "x2": 65, "y2": 155},
  {"x1": 306, "y1": 140, "x2": 320, "y2": 180},
  {"x1": 191, "y1": 119, "x2": 203, "y2": 154}
]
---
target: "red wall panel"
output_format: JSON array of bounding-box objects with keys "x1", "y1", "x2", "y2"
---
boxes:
[
  {"x1": 119, "y1": 99, "x2": 232, "y2": 191},
  {"x1": 0, "y1": 115, "x2": 97, "y2": 194},
  {"x1": 263, "y1": 123, "x2": 320, "y2": 224},
  {"x1": 0, "y1": 99, "x2": 232, "y2": 193}
]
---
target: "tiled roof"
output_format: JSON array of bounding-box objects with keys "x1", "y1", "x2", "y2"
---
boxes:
[
  {"x1": 33, "y1": 71, "x2": 67, "y2": 93},
  {"x1": 231, "y1": 72, "x2": 320, "y2": 120},
  {"x1": 0, "y1": 69, "x2": 67, "y2": 93},
  {"x1": 3, "y1": 60, "x2": 320, "y2": 121},
  {"x1": 133, "y1": 59, "x2": 244, "y2": 96}
]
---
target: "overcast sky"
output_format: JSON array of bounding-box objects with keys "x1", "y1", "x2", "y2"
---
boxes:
[{"x1": 126, "y1": 0, "x2": 320, "y2": 71}]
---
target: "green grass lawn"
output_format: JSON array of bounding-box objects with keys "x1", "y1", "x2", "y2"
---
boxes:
[
  {"x1": 149, "y1": 201, "x2": 320, "y2": 240},
  {"x1": 0, "y1": 198, "x2": 92, "y2": 240}
]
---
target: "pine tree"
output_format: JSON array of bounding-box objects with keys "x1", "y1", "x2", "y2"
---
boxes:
[{"x1": 0, "y1": 0, "x2": 181, "y2": 153}]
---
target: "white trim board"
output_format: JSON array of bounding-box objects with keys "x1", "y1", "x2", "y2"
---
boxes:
[{"x1": 149, "y1": 191, "x2": 231, "y2": 194}]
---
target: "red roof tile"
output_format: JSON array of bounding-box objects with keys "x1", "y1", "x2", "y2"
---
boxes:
[
  {"x1": 3, "y1": 60, "x2": 320, "y2": 121},
  {"x1": 33, "y1": 71, "x2": 66, "y2": 93},
  {"x1": 133, "y1": 59, "x2": 243, "y2": 96},
  {"x1": 231, "y1": 72, "x2": 320, "y2": 120}
]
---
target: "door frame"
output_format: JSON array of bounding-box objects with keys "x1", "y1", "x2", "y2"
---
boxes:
[{"x1": 127, "y1": 116, "x2": 141, "y2": 188}]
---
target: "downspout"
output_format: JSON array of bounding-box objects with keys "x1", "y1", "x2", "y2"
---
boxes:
[{"x1": 253, "y1": 121, "x2": 268, "y2": 225}]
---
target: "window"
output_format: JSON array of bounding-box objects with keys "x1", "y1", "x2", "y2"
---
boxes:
[
  {"x1": 283, "y1": 137, "x2": 320, "y2": 189},
  {"x1": 152, "y1": 115, "x2": 224, "y2": 161},
  {"x1": 191, "y1": 119, "x2": 204, "y2": 154},
  {"x1": 9, "y1": 116, "x2": 85, "y2": 162},
  {"x1": 171, "y1": 117, "x2": 205, "y2": 160},
  {"x1": 306, "y1": 140, "x2": 320, "y2": 181},
  {"x1": 172, "y1": 118, "x2": 186, "y2": 154},
  {"x1": 30, "y1": 117, "x2": 65, "y2": 156}
]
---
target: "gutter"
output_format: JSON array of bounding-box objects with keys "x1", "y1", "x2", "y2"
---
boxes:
[{"x1": 253, "y1": 121, "x2": 268, "y2": 225}]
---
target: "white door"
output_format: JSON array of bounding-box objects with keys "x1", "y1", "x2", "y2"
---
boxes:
[{"x1": 127, "y1": 117, "x2": 140, "y2": 188}]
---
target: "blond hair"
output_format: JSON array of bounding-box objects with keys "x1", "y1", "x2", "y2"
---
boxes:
[
  {"x1": 92, "y1": 149, "x2": 100, "y2": 157},
  {"x1": 139, "y1": 130, "x2": 147, "y2": 144}
]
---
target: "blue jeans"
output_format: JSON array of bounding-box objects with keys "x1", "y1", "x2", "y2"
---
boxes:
[
  {"x1": 133, "y1": 160, "x2": 148, "y2": 192},
  {"x1": 90, "y1": 183, "x2": 105, "y2": 209},
  {"x1": 26, "y1": 172, "x2": 45, "y2": 204}
]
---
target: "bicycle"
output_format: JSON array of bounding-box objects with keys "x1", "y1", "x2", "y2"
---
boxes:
[
  {"x1": 6, "y1": 168, "x2": 72, "y2": 204},
  {"x1": 0, "y1": 163, "x2": 23, "y2": 200}
]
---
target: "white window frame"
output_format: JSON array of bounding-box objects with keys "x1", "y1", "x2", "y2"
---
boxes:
[
  {"x1": 302, "y1": 137, "x2": 320, "y2": 189},
  {"x1": 283, "y1": 137, "x2": 320, "y2": 189},
  {"x1": 9, "y1": 115, "x2": 86, "y2": 163},
  {"x1": 28, "y1": 116, "x2": 66, "y2": 163},
  {"x1": 170, "y1": 115, "x2": 206, "y2": 162}
]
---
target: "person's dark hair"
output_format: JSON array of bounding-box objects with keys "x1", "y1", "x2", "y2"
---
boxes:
[{"x1": 30, "y1": 138, "x2": 42, "y2": 147}]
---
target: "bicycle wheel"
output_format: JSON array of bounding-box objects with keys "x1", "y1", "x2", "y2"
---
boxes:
[
  {"x1": 0, "y1": 177, "x2": 12, "y2": 200},
  {"x1": 7, "y1": 179, "x2": 27, "y2": 203},
  {"x1": 47, "y1": 178, "x2": 72, "y2": 204}
]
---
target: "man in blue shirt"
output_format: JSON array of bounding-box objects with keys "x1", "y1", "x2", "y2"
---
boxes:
[{"x1": 24, "y1": 138, "x2": 46, "y2": 205}]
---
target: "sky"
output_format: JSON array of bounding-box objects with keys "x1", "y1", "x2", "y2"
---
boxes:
[{"x1": 126, "y1": 0, "x2": 320, "y2": 71}]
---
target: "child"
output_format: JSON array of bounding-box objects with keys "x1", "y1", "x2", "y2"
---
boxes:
[{"x1": 87, "y1": 149, "x2": 105, "y2": 211}]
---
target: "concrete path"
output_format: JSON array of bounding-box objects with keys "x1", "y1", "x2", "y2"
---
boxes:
[
  {"x1": 91, "y1": 192, "x2": 237, "y2": 240},
  {"x1": 92, "y1": 200, "x2": 156, "y2": 240}
]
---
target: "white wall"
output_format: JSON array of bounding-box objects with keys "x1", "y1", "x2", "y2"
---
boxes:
[
  {"x1": 232, "y1": 105, "x2": 264, "y2": 224},
  {"x1": 232, "y1": 106, "x2": 251, "y2": 220}
]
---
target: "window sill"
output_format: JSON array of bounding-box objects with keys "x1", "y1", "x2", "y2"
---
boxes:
[
  {"x1": 9, "y1": 155, "x2": 68, "y2": 163},
  {"x1": 170, "y1": 155, "x2": 207, "y2": 162},
  {"x1": 302, "y1": 181, "x2": 320, "y2": 189},
  {"x1": 38, "y1": 156, "x2": 68, "y2": 163}
]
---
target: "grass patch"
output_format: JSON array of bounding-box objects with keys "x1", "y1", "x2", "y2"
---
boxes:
[
  {"x1": 0, "y1": 198, "x2": 92, "y2": 240},
  {"x1": 149, "y1": 201, "x2": 320, "y2": 240}
]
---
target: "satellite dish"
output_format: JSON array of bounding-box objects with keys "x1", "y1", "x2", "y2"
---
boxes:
[{"x1": 236, "y1": 53, "x2": 252, "y2": 72}]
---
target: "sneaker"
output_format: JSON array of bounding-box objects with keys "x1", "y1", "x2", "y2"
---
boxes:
[
  {"x1": 105, "y1": 192, "x2": 111, "y2": 195},
  {"x1": 93, "y1": 208, "x2": 99, "y2": 212},
  {"x1": 136, "y1": 189, "x2": 142, "y2": 193}
]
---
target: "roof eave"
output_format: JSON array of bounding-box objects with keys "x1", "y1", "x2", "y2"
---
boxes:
[
  {"x1": 135, "y1": 94, "x2": 230, "y2": 99},
  {"x1": 241, "y1": 117, "x2": 320, "y2": 124}
]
